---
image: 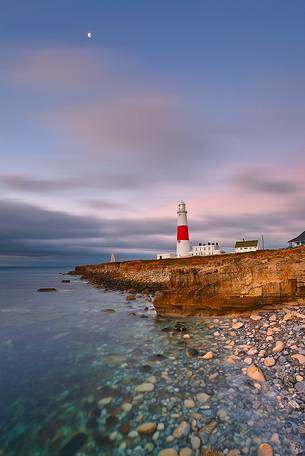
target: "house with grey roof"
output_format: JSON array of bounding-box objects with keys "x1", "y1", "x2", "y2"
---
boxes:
[{"x1": 288, "y1": 231, "x2": 305, "y2": 248}]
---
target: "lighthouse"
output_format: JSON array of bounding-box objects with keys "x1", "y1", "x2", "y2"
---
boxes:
[{"x1": 176, "y1": 201, "x2": 191, "y2": 257}]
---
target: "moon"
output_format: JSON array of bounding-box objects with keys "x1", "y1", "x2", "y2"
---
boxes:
[{"x1": 87, "y1": 32, "x2": 92, "y2": 39}]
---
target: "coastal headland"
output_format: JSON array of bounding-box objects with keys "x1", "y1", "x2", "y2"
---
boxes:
[{"x1": 73, "y1": 247, "x2": 305, "y2": 317}]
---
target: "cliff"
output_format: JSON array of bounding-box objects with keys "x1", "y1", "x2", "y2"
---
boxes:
[{"x1": 73, "y1": 247, "x2": 305, "y2": 316}]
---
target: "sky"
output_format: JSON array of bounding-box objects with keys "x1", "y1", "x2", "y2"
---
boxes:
[{"x1": 1, "y1": 0, "x2": 305, "y2": 266}]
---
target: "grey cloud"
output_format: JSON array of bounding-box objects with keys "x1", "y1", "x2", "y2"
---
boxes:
[
  {"x1": 232, "y1": 171, "x2": 301, "y2": 195},
  {"x1": 0, "y1": 174, "x2": 83, "y2": 192}
]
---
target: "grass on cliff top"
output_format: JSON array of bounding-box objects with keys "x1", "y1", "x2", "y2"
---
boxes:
[{"x1": 76, "y1": 247, "x2": 305, "y2": 270}]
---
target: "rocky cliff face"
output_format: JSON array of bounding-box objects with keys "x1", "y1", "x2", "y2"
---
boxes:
[{"x1": 74, "y1": 247, "x2": 305, "y2": 316}]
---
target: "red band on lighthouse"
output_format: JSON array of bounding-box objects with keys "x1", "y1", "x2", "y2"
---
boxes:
[{"x1": 177, "y1": 225, "x2": 189, "y2": 241}]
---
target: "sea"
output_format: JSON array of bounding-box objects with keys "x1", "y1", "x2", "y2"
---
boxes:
[{"x1": 0, "y1": 268, "x2": 303, "y2": 455}]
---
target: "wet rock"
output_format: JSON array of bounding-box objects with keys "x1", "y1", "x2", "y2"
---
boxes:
[
  {"x1": 173, "y1": 321, "x2": 188, "y2": 332},
  {"x1": 257, "y1": 443, "x2": 273, "y2": 456},
  {"x1": 295, "y1": 381, "x2": 305, "y2": 394},
  {"x1": 126, "y1": 295, "x2": 136, "y2": 301},
  {"x1": 98, "y1": 397, "x2": 112, "y2": 405},
  {"x1": 232, "y1": 322, "x2": 244, "y2": 330},
  {"x1": 191, "y1": 435, "x2": 201, "y2": 450},
  {"x1": 93, "y1": 432, "x2": 112, "y2": 448},
  {"x1": 184, "y1": 399, "x2": 195, "y2": 408},
  {"x1": 161, "y1": 327, "x2": 172, "y2": 333},
  {"x1": 246, "y1": 364, "x2": 265, "y2": 382},
  {"x1": 173, "y1": 420, "x2": 190, "y2": 439},
  {"x1": 139, "y1": 364, "x2": 153, "y2": 373},
  {"x1": 58, "y1": 433, "x2": 88, "y2": 456},
  {"x1": 120, "y1": 422, "x2": 130, "y2": 434},
  {"x1": 122, "y1": 403, "x2": 133, "y2": 412},
  {"x1": 250, "y1": 313, "x2": 262, "y2": 321},
  {"x1": 37, "y1": 288, "x2": 57, "y2": 292},
  {"x1": 201, "y1": 449, "x2": 221, "y2": 456},
  {"x1": 137, "y1": 422, "x2": 157, "y2": 435},
  {"x1": 158, "y1": 449, "x2": 178, "y2": 456},
  {"x1": 135, "y1": 382, "x2": 155, "y2": 392},
  {"x1": 202, "y1": 351, "x2": 213, "y2": 360},
  {"x1": 200, "y1": 419, "x2": 217, "y2": 434},
  {"x1": 106, "y1": 416, "x2": 119, "y2": 428},
  {"x1": 291, "y1": 353, "x2": 305, "y2": 364},
  {"x1": 103, "y1": 308, "x2": 116, "y2": 313},
  {"x1": 86, "y1": 406, "x2": 100, "y2": 427},
  {"x1": 180, "y1": 448, "x2": 193, "y2": 456},
  {"x1": 272, "y1": 341, "x2": 284, "y2": 353},
  {"x1": 149, "y1": 353, "x2": 167, "y2": 362},
  {"x1": 61, "y1": 279, "x2": 70, "y2": 283},
  {"x1": 197, "y1": 393, "x2": 210, "y2": 403},
  {"x1": 186, "y1": 348, "x2": 199, "y2": 358},
  {"x1": 225, "y1": 355, "x2": 239, "y2": 364},
  {"x1": 264, "y1": 357, "x2": 276, "y2": 367},
  {"x1": 128, "y1": 430, "x2": 138, "y2": 439}
]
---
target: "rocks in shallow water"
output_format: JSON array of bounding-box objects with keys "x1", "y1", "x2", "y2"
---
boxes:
[
  {"x1": 139, "y1": 364, "x2": 153, "y2": 373},
  {"x1": 37, "y1": 287, "x2": 57, "y2": 292},
  {"x1": 137, "y1": 422, "x2": 157, "y2": 435},
  {"x1": 197, "y1": 392, "x2": 210, "y2": 403},
  {"x1": 191, "y1": 435, "x2": 201, "y2": 450},
  {"x1": 161, "y1": 326, "x2": 172, "y2": 333},
  {"x1": 257, "y1": 442, "x2": 273, "y2": 456},
  {"x1": 184, "y1": 399, "x2": 195, "y2": 408},
  {"x1": 122, "y1": 402, "x2": 133, "y2": 412},
  {"x1": 246, "y1": 364, "x2": 266, "y2": 382},
  {"x1": 180, "y1": 448, "x2": 193, "y2": 456},
  {"x1": 61, "y1": 279, "x2": 70, "y2": 283},
  {"x1": 93, "y1": 432, "x2": 112, "y2": 448},
  {"x1": 201, "y1": 449, "x2": 222, "y2": 456},
  {"x1": 202, "y1": 351, "x2": 213, "y2": 360},
  {"x1": 135, "y1": 382, "x2": 155, "y2": 392},
  {"x1": 103, "y1": 308, "x2": 116, "y2": 313},
  {"x1": 98, "y1": 396, "x2": 112, "y2": 405},
  {"x1": 86, "y1": 406, "x2": 100, "y2": 427},
  {"x1": 173, "y1": 321, "x2": 187, "y2": 332},
  {"x1": 106, "y1": 416, "x2": 119, "y2": 428},
  {"x1": 58, "y1": 433, "x2": 88, "y2": 456},
  {"x1": 158, "y1": 449, "x2": 178, "y2": 456},
  {"x1": 173, "y1": 420, "x2": 190, "y2": 439},
  {"x1": 126, "y1": 294, "x2": 136, "y2": 301},
  {"x1": 186, "y1": 347, "x2": 199, "y2": 357},
  {"x1": 149, "y1": 353, "x2": 167, "y2": 362},
  {"x1": 200, "y1": 419, "x2": 217, "y2": 434}
]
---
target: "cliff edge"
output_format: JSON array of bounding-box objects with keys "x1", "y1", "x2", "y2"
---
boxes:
[{"x1": 73, "y1": 247, "x2": 305, "y2": 316}]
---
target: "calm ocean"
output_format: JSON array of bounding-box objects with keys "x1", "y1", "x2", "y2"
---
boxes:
[{"x1": 0, "y1": 268, "x2": 302, "y2": 455}]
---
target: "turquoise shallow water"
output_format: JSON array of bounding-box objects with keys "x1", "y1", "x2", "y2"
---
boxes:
[{"x1": 0, "y1": 269, "x2": 303, "y2": 455}]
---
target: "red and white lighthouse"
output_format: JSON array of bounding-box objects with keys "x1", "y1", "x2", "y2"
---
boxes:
[{"x1": 176, "y1": 201, "x2": 191, "y2": 257}]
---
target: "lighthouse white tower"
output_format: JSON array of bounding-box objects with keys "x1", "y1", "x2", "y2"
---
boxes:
[{"x1": 176, "y1": 201, "x2": 191, "y2": 257}]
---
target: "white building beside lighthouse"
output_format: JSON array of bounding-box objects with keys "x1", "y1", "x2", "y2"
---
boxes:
[{"x1": 156, "y1": 201, "x2": 221, "y2": 259}]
